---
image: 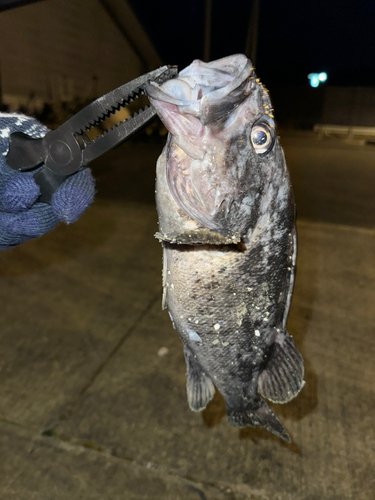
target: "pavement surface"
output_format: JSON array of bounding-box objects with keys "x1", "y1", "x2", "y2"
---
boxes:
[{"x1": 0, "y1": 134, "x2": 374, "y2": 499}]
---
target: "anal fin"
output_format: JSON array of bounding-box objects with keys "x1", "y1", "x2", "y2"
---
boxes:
[
  {"x1": 258, "y1": 330, "x2": 304, "y2": 404},
  {"x1": 183, "y1": 346, "x2": 215, "y2": 412}
]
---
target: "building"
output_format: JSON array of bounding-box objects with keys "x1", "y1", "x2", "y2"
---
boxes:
[{"x1": 0, "y1": 0, "x2": 161, "y2": 115}]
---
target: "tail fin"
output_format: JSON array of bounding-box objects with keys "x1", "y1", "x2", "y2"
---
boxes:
[{"x1": 227, "y1": 399, "x2": 290, "y2": 442}]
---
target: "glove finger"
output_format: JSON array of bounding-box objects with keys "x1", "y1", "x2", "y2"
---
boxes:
[
  {"x1": 51, "y1": 167, "x2": 95, "y2": 224},
  {"x1": 0, "y1": 113, "x2": 48, "y2": 155},
  {"x1": 0, "y1": 226, "x2": 30, "y2": 250},
  {"x1": 0, "y1": 203, "x2": 58, "y2": 237},
  {"x1": 2, "y1": 172, "x2": 41, "y2": 212}
]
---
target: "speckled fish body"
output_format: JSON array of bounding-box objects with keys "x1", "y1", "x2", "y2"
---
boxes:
[{"x1": 146, "y1": 54, "x2": 304, "y2": 441}]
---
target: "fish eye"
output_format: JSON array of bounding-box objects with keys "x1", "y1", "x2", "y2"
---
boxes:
[{"x1": 250, "y1": 119, "x2": 275, "y2": 155}]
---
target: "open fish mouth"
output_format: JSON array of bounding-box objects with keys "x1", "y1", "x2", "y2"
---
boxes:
[
  {"x1": 147, "y1": 54, "x2": 266, "y2": 237},
  {"x1": 146, "y1": 54, "x2": 253, "y2": 125}
]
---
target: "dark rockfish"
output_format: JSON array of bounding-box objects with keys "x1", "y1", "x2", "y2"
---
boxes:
[{"x1": 146, "y1": 54, "x2": 304, "y2": 441}]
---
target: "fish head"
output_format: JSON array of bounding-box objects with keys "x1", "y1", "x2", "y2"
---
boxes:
[{"x1": 147, "y1": 54, "x2": 285, "y2": 240}]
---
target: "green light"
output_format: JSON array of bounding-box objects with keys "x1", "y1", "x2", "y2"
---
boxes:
[
  {"x1": 318, "y1": 72, "x2": 328, "y2": 82},
  {"x1": 308, "y1": 72, "x2": 328, "y2": 87}
]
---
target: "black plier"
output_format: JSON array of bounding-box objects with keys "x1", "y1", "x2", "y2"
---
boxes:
[{"x1": 5, "y1": 65, "x2": 178, "y2": 202}]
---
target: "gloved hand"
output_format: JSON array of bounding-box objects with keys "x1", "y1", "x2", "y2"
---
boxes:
[{"x1": 0, "y1": 113, "x2": 95, "y2": 250}]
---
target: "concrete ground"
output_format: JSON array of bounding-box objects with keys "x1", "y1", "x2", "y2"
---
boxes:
[{"x1": 0, "y1": 134, "x2": 374, "y2": 499}]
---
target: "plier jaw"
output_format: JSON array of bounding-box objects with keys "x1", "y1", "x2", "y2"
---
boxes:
[{"x1": 5, "y1": 65, "x2": 178, "y2": 202}]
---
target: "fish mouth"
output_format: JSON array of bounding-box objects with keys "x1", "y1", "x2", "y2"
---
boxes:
[
  {"x1": 146, "y1": 54, "x2": 253, "y2": 125},
  {"x1": 148, "y1": 54, "x2": 255, "y2": 236}
]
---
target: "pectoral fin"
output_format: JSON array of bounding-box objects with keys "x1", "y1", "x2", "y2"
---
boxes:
[{"x1": 258, "y1": 331, "x2": 304, "y2": 404}]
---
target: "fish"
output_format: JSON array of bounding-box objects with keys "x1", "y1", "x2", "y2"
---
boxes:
[{"x1": 146, "y1": 54, "x2": 304, "y2": 442}]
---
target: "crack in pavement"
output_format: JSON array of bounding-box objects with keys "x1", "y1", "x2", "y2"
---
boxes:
[
  {"x1": 1, "y1": 418, "x2": 243, "y2": 500},
  {"x1": 41, "y1": 292, "x2": 161, "y2": 431}
]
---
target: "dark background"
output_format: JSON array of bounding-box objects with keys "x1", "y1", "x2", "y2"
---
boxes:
[
  {"x1": 127, "y1": 0, "x2": 375, "y2": 127},
  {"x1": 127, "y1": 0, "x2": 375, "y2": 88}
]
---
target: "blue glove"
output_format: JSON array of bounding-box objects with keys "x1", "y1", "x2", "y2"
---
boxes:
[{"x1": 0, "y1": 113, "x2": 95, "y2": 250}]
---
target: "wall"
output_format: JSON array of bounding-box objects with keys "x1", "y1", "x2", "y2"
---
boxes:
[
  {"x1": 321, "y1": 87, "x2": 375, "y2": 127},
  {"x1": 269, "y1": 85, "x2": 375, "y2": 128},
  {"x1": 0, "y1": 0, "x2": 149, "y2": 110},
  {"x1": 269, "y1": 85, "x2": 325, "y2": 129}
]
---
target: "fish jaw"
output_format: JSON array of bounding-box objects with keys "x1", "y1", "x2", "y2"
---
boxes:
[
  {"x1": 146, "y1": 54, "x2": 255, "y2": 162},
  {"x1": 146, "y1": 54, "x2": 253, "y2": 126}
]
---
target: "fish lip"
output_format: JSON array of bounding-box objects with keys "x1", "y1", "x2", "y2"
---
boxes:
[{"x1": 145, "y1": 54, "x2": 253, "y2": 118}]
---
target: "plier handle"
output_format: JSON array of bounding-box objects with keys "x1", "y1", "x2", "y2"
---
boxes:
[{"x1": 5, "y1": 65, "x2": 178, "y2": 202}]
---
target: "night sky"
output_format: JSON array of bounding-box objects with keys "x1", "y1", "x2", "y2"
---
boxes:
[{"x1": 128, "y1": 0, "x2": 375, "y2": 89}]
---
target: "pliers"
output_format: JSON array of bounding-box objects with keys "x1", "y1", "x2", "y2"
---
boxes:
[{"x1": 5, "y1": 65, "x2": 178, "y2": 202}]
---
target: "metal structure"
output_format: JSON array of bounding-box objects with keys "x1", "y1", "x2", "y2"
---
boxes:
[{"x1": 6, "y1": 66, "x2": 178, "y2": 201}]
